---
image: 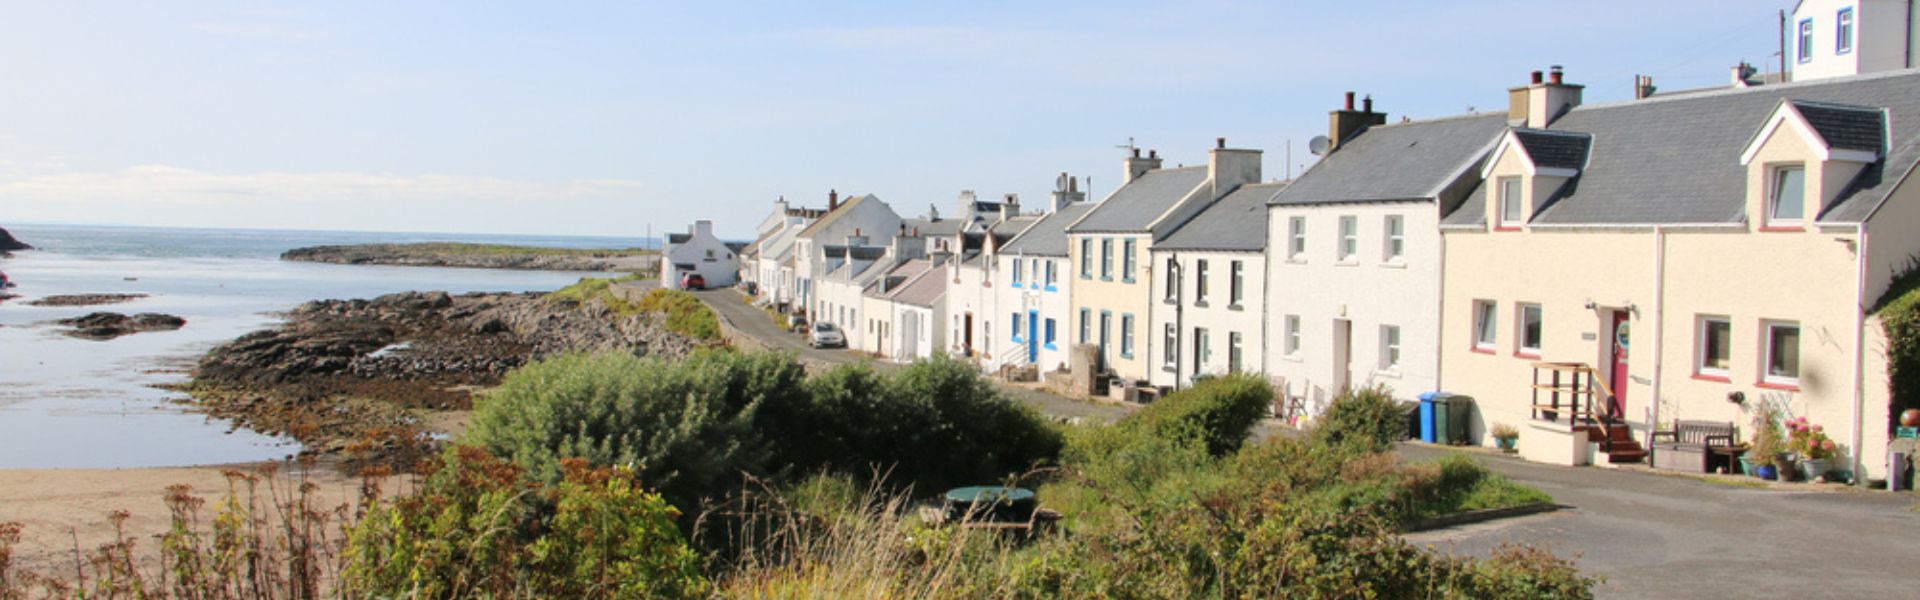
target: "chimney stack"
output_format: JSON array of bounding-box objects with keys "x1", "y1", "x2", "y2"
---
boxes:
[
  {"x1": 1124, "y1": 146, "x2": 1164, "y2": 184},
  {"x1": 828, "y1": 189, "x2": 840, "y2": 210},
  {"x1": 1051, "y1": 172, "x2": 1086, "y2": 211},
  {"x1": 1509, "y1": 66, "x2": 1584, "y2": 128},
  {"x1": 1208, "y1": 139, "x2": 1263, "y2": 200},
  {"x1": 1001, "y1": 193, "x2": 1020, "y2": 220},
  {"x1": 1328, "y1": 91, "x2": 1388, "y2": 151}
]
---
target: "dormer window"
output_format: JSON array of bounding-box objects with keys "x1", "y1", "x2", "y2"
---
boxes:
[
  {"x1": 1497, "y1": 177, "x2": 1524, "y2": 227},
  {"x1": 1768, "y1": 164, "x2": 1806, "y2": 225}
]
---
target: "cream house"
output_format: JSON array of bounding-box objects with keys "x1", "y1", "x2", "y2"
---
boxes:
[{"x1": 1439, "y1": 68, "x2": 1920, "y2": 481}]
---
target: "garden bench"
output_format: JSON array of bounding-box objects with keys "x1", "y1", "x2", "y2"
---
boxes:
[{"x1": 1649, "y1": 419, "x2": 1737, "y2": 473}]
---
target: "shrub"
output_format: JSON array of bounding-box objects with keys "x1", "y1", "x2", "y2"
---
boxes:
[
  {"x1": 637, "y1": 289, "x2": 721, "y2": 340},
  {"x1": 1314, "y1": 385, "x2": 1409, "y2": 452},
  {"x1": 1124, "y1": 373, "x2": 1274, "y2": 457}
]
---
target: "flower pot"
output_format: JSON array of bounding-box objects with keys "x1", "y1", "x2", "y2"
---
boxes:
[
  {"x1": 1797, "y1": 458, "x2": 1834, "y2": 482},
  {"x1": 1754, "y1": 465, "x2": 1778, "y2": 481},
  {"x1": 1495, "y1": 437, "x2": 1517, "y2": 452}
]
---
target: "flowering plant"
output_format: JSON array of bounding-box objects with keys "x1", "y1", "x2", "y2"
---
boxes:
[
  {"x1": 1784, "y1": 416, "x2": 1837, "y2": 460},
  {"x1": 1491, "y1": 423, "x2": 1520, "y2": 441}
]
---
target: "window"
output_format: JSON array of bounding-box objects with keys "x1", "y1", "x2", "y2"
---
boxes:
[
  {"x1": 1011, "y1": 259, "x2": 1024, "y2": 287},
  {"x1": 1473, "y1": 300, "x2": 1498, "y2": 350},
  {"x1": 1769, "y1": 165, "x2": 1806, "y2": 224},
  {"x1": 1011, "y1": 312, "x2": 1024, "y2": 341},
  {"x1": 1163, "y1": 324, "x2": 1178, "y2": 368},
  {"x1": 1337, "y1": 216, "x2": 1358, "y2": 260},
  {"x1": 1079, "y1": 308, "x2": 1090, "y2": 344},
  {"x1": 1121, "y1": 314, "x2": 1135, "y2": 358},
  {"x1": 1195, "y1": 260, "x2": 1210, "y2": 303},
  {"x1": 1696, "y1": 316, "x2": 1731, "y2": 378},
  {"x1": 1764, "y1": 321, "x2": 1801, "y2": 384},
  {"x1": 1229, "y1": 260, "x2": 1244, "y2": 306},
  {"x1": 1284, "y1": 315, "x2": 1302, "y2": 356},
  {"x1": 1079, "y1": 239, "x2": 1092, "y2": 278},
  {"x1": 1380, "y1": 325, "x2": 1401, "y2": 370},
  {"x1": 1123, "y1": 239, "x2": 1137, "y2": 282},
  {"x1": 1164, "y1": 258, "x2": 1179, "y2": 301},
  {"x1": 1837, "y1": 8, "x2": 1854, "y2": 54},
  {"x1": 1044, "y1": 318, "x2": 1056, "y2": 346},
  {"x1": 1100, "y1": 238, "x2": 1114, "y2": 280},
  {"x1": 1229, "y1": 332, "x2": 1244, "y2": 373},
  {"x1": 1194, "y1": 328, "x2": 1211, "y2": 374},
  {"x1": 1099, "y1": 311, "x2": 1112, "y2": 356},
  {"x1": 1498, "y1": 177, "x2": 1524, "y2": 227},
  {"x1": 1044, "y1": 261, "x2": 1056, "y2": 287},
  {"x1": 1383, "y1": 215, "x2": 1404, "y2": 261},
  {"x1": 1517, "y1": 303, "x2": 1543, "y2": 356},
  {"x1": 1288, "y1": 216, "x2": 1307, "y2": 260},
  {"x1": 1799, "y1": 18, "x2": 1813, "y2": 63}
]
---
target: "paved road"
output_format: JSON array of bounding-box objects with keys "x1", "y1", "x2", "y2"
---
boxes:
[
  {"x1": 690, "y1": 288, "x2": 1132, "y2": 423},
  {"x1": 1401, "y1": 443, "x2": 1920, "y2": 598}
]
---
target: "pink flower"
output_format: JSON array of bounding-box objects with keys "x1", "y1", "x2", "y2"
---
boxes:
[
  {"x1": 1822, "y1": 440, "x2": 1837, "y2": 451},
  {"x1": 1811, "y1": 424, "x2": 1823, "y2": 433}
]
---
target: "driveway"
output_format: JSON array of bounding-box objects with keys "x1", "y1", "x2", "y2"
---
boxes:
[
  {"x1": 689, "y1": 288, "x2": 1132, "y2": 423},
  {"x1": 1400, "y1": 443, "x2": 1920, "y2": 598}
]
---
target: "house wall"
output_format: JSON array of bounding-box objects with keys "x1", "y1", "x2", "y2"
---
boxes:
[
  {"x1": 892, "y1": 301, "x2": 945, "y2": 361},
  {"x1": 662, "y1": 222, "x2": 739, "y2": 289},
  {"x1": 1266, "y1": 201, "x2": 1441, "y2": 413},
  {"x1": 862, "y1": 294, "x2": 894, "y2": 358},
  {"x1": 1792, "y1": 0, "x2": 1914, "y2": 80},
  {"x1": 816, "y1": 273, "x2": 873, "y2": 349},
  {"x1": 946, "y1": 260, "x2": 997, "y2": 363},
  {"x1": 1067, "y1": 232, "x2": 1153, "y2": 380},
  {"x1": 1150, "y1": 249, "x2": 1266, "y2": 389},
  {"x1": 995, "y1": 253, "x2": 1072, "y2": 373},
  {"x1": 796, "y1": 200, "x2": 902, "y2": 313}
]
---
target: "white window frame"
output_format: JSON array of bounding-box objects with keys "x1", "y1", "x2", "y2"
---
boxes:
[
  {"x1": 1123, "y1": 239, "x2": 1137, "y2": 281},
  {"x1": 1696, "y1": 315, "x2": 1731, "y2": 378},
  {"x1": 1473, "y1": 300, "x2": 1498, "y2": 350},
  {"x1": 1762, "y1": 320, "x2": 1801, "y2": 385},
  {"x1": 1498, "y1": 177, "x2": 1524, "y2": 227},
  {"x1": 1011, "y1": 259, "x2": 1023, "y2": 286},
  {"x1": 1380, "y1": 325, "x2": 1401, "y2": 370},
  {"x1": 1288, "y1": 216, "x2": 1306, "y2": 261},
  {"x1": 1195, "y1": 259, "x2": 1210, "y2": 303},
  {"x1": 1120, "y1": 313, "x2": 1135, "y2": 358},
  {"x1": 1163, "y1": 324, "x2": 1178, "y2": 368},
  {"x1": 1079, "y1": 238, "x2": 1092, "y2": 278},
  {"x1": 1516, "y1": 302, "x2": 1543, "y2": 356},
  {"x1": 1284, "y1": 315, "x2": 1302, "y2": 356},
  {"x1": 1337, "y1": 215, "x2": 1358, "y2": 261},
  {"x1": 1383, "y1": 215, "x2": 1405, "y2": 262},
  {"x1": 1164, "y1": 257, "x2": 1179, "y2": 301},
  {"x1": 1799, "y1": 18, "x2": 1814, "y2": 63},
  {"x1": 1229, "y1": 331, "x2": 1244, "y2": 373},
  {"x1": 1768, "y1": 164, "x2": 1806, "y2": 225},
  {"x1": 1837, "y1": 8, "x2": 1854, "y2": 54},
  {"x1": 1195, "y1": 327, "x2": 1211, "y2": 370},
  {"x1": 1229, "y1": 260, "x2": 1244, "y2": 306},
  {"x1": 1100, "y1": 238, "x2": 1114, "y2": 280}
]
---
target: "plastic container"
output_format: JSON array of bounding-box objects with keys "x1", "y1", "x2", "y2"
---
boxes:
[
  {"x1": 1444, "y1": 395, "x2": 1475, "y2": 445},
  {"x1": 1417, "y1": 391, "x2": 1446, "y2": 443}
]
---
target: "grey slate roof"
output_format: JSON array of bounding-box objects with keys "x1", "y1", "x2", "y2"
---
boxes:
[
  {"x1": 1001, "y1": 203, "x2": 1094, "y2": 257},
  {"x1": 1068, "y1": 166, "x2": 1208, "y2": 232},
  {"x1": 889, "y1": 267, "x2": 948, "y2": 308},
  {"x1": 667, "y1": 233, "x2": 691, "y2": 245},
  {"x1": 904, "y1": 217, "x2": 962, "y2": 237},
  {"x1": 1792, "y1": 99, "x2": 1886, "y2": 152},
  {"x1": 797, "y1": 194, "x2": 873, "y2": 239},
  {"x1": 1273, "y1": 114, "x2": 1509, "y2": 206},
  {"x1": 1157, "y1": 182, "x2": 1287, "y2": 252},
  {"x1": 1512, "y1": 129, "x2": 1591, "y2": 170},
  {"x1": 849, "y1": 246, "x2": 886, "y2": 260},
  {"x1": 991, "y1": 215, "x2": 1041, "y2": 236}
]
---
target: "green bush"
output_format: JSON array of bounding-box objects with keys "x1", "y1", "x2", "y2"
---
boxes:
[
  {"x1": 1874, "y1": 261, "x2": 1920, "y2": 436},
  {"x1": 341, "y1": 446, "x2": 708, "y2": 598},
  {"x1": 1124, "y1": 373, "x2": 1274, "y2": 457},
  {"x1": 1314, "y1": 385, "x2": 1409, "y2": 452},
  {"x1": 638, "y1": 289, "x2": 721, "y2": 340}
]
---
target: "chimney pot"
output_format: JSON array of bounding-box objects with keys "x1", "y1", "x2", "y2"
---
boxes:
[
  {"x1": 1550, "y1": 65, "x2": 1564, "y2": 85},
  {"x1": 1148, "y1": 149, "x2": 1157, "y2": 159},
  {"x1": 1132, "y1": 147, "x2": 1140, "y2": 158},
  {"x1": 1216, "y1": 137, "x2": 1226, "y2": 149},
  {"x1": 1530, "y1": 70, "x2": 1544, "y2": 85},
  {"x1": 828, "y1": 189, "x2": 840, "y2": 210},
  {"x1": 1362, "y1": 95, "x2": 1373, "y2": 113},
  {"x1": 1344, "y1": 91, "x2": 1355, "y2": 110}
]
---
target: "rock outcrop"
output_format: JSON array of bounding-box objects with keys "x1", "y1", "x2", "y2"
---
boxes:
[
  {"x1": 282, "y1": 243, "x2": 655, "y2": 272},
  {"x1": 57, "y1": 312, "x2": 187, "y2": 340},
  {"x1": 27, "y1": 294, "x2": 149, "y2": 307},
  {"x1": 0, "y1": 226, "x2": 29, "y2": 253}
]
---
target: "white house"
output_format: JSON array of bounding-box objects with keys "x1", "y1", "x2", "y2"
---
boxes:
[
  {"x1": 816, "y1": 233, "x2": 920, "y2": 351},
  {"x1": 1788, "y1": 0, "x2": 1918, "y2": 82},
  {"x1": 1263, "y1": 93, "x2": 1508, "y2": 414},
  {"x1": 795, "y1": 192, "x2": 904, "y2": 322},
  {"x1": 661, "y1": 220, "x2": 740, "y2": 289},
  {"x1": 862, "y1": 258, "x2": 945, "y2": 360},
  {"x1": 747, "y1": 198, "x2": 823, "y2": 307},
  {"x1": 1150, "y1": 181, "x2": 1285, "y2": 390}
]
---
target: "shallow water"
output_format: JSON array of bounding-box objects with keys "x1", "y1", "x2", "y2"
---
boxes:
[{"x1": 0, "y1": 224, "x2": 647, "y2": 468}]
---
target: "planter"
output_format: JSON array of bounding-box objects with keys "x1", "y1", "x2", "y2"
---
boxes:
[
  {"x1": 1797, "y1": 458, "x2": 1834, "y2": 482},
  {"x1": 1495, "y1": 437, "x2": 1517, "y2": 452},
  {"x1": 1753, "y1": 464, "x2": 1779, "y2": 480}
]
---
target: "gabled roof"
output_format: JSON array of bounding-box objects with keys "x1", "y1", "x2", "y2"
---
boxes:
[
  {"x1": 888, "y1": 265, "x2": 949, "y2": 308},
  {"x1": 1273, "y1": 114, "x2": 1508, "y2": 206},
  {"x1": 1792, "y1": 100, "x2": 1885, "y2": 153},
  {"x1": 903, "y1": 216, "x2": 963, "y2": 237},
  {"x1": 667, "y1": 232, "x2": 691, "y2": 245},
  {"x1": 1068, "y1": 166, "x2": 1209, "y2": 232},
  {"x1": 1001, "y1": 203, "x2": 1094, "y2": 257},
  {"x1": 990, "y1": 215, "x2": 1041, "y2": 236},
  {"x1": 1157, "y1": 182, "x2": 1287, "y2": 252},
  {"x1": 1512, "y1": 129, "x2": 1592, "y2": 171},
  {"x1": 866, "y1": 259, "x2": 936, "y2": 299},
  {"x1": 796, "y1": 194, "x2": 874, "y2": 239}
]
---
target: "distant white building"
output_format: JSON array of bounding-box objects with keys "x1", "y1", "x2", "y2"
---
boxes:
[
  {"x1": 661, "y1": 220, "x2": 739, "y2": 289},
  {"x1": 744, "y1": 197, "x2": 824, "y2": 307},
  {"x1": 1788, "y1": 0, "x2": 1919, "y2": 82},
  {"x1": 794, "y1": 192, "x2": 904, "y2": 321}
]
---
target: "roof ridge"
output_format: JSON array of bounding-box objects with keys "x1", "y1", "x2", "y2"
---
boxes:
[
  {"x1": 1365, "y1": 111, "x2": 1507, "y2": 129},
  {"x1": 1790, "y1": 98, "x2": 1886, "y2": 112},
  {"x1": 1572, "y1": 68, "x2": 1920, "y2": 113}
]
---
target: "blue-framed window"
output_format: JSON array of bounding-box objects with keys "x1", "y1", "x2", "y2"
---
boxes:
[
  {"x1": 1079, "y1": 308, "x2": 1090, "y2": 344},
  {"x1": 1079, "y1": 238, "x2": 1092, "y2": 279},
  {"x1": 1798, "y1": 18, "x2": 1814, "y2": 63},
  {"x1": 1837, "y1": 8, "x2": 1854, "y2": 54},
  {"x1": 1100, "y1": 238, "x2": 1114, "y2": 280},
  {"x1": 1011, "y1": 259, "x2": 1023, "y2": 288},
  {"x1": 1122, "y1": 239, "x2": 1137, "y2": 282},
  {"x1": 1120, "y1": 313, "x2": 1135, "y2": 358},
  {"x1": 1044, "y1": 260, "x2": 1057, "y2": 291},
  {"x1": 1044, "y1": 318, "x2": 1057, "y2": 349},
  {"x1": 1011, "y1": 312, "x2": 1024, "y2": 342}
]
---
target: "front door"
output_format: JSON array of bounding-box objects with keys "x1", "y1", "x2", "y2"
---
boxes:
[
  {"x1": 1332, "y1": 319, "x2": 1352, "y2": 394},
  {"x1": 1099, "y1": 312, "x2": 1112, "y2": 366},
  {"x1": 1608, "y1": 311, "x2": 1630, "y2": 419},
  {"x1": 963, "y1": 313, "x2": 975, "y2": 356},
  {"x1": 1026, "y1": 310, "x2": 1039, "y2": 364}
]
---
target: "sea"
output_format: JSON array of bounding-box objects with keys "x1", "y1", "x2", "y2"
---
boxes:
[{"x1": 0, "y1": 223, "x2": 649, "y2": 469}]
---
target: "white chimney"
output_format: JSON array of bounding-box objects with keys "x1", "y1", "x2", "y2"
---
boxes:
[{"x1": 1207, "y1": 138, "x2": 1262, "y2": 200}]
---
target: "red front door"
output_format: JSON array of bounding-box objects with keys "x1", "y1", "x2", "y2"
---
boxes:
[{"x1": 1608, "y1": 311, "x2": 1629, "y2": 419}]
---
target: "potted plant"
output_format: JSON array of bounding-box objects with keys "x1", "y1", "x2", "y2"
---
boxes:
[
  {"x1": 1491, "y1": 423, "x2": 1520, "y2": 452},
  {"x1": 1748, "y1": 406, "x2": 1787, "y2": 480},
  {"x1": 1785, "y1": 416, "x2": 1839, "y2": 482}
]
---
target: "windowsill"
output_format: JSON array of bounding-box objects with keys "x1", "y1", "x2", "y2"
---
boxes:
[
  {"x1": 1101, "y1": 276, "x2": 1113, "y2": 282},
  {"x1": 1377, "y1": 368, "x2": 1402, "y2": 379},
  {"x1": 1227, "y1": 304, "x2": 1244, "y2": 311},
  {"x1": 1380, "y1": 261, "x2": 1406, "y2": 269},
  {"x1": 1120, "y1": 353, "x2": 1134, "y2": 360},
  {"x1": 1494, "y1": 225, "x2": 1522, "y2": 232},
  {"x1": 1010, "y1": 283, "x2": 1022, "y2": 289},
  {"x1": 1514, "y1": 350, "x2": 1542, "y2": 359},
  {"x1": 1333, "y1": 260, "x2": 1358, "y2": 267},
  {"x1": 1758, "y1": 224, "x2": 1804, "y2": 232},
  {"x1": 1757, "y1": 379, "x2": 1801, "y2": 391},
  {"x1": 1162, "y1": 365, "x2": 1177, "y2": 373},
  {"x1": 1193, "y1": 300, "x2": 1209, "y2": 308},
  {"x1": 1163, "y1": 298, "x2": 1178, "y2": 305},
  {"x1": 1692, "y1": 372, "x2": 1732, "y2": 383},
  {"x1": 1044, "y1": 286, "x2": 1057, "y2": 292},
  {"x1": 1044, "y1": 343, "x2": 1057, "y2": 351},
  {"x1": 1470, "y1": 346, "x2": 1496, "y2": 355},
  {"x1": 1279, "y1": 354, "x2": 1303, "y2": 363},
  {"x1": 1122, "y1": 278, "x2": 1135, "y2": 284},
  {"x1": 1286, "y1": 257, "x2": 1306, "y2": 265}
]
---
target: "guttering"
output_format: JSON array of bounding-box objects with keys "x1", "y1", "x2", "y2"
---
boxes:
[
  {"x1": 1434, "y1": 202, "x2": 1450, "y2": 395},
  {"x1": 1852, "y1": 224, "x2": 1869, "y2": 484},
  {"x1": 1525, "y1": 222, "x2": 1746, "y2": 232}
]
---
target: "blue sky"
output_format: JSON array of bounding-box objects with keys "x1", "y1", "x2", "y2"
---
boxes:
[{"x1": 0, "y1": 1, "x2": 1795, "y2": 239}]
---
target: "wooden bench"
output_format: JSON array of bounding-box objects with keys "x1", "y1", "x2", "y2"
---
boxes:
[{"x1": 1649, "y1": 419, "x2": 1738, "y2": 473}]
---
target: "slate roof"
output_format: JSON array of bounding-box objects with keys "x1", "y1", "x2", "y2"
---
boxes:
[
  {"x1": 1512, "y1": 129, "x2": 1591, "y2": 170},
  {"x1": 667, "y1": 233, "x2": 691, "y2": 245},
  {"x1": 1068, "y1": 166, "x2": 1208, "y2": 232},
  {"x1": 1478, "y1": 70, "x2": 1920, "y2": 225},
  {"x1": 867, "y1": 259, "x2": 935, "y2": 299},
  {"x1": 1001, "y1": 203, "x2": 1095, "y2": 257},
  {"x1": 1157, "y1": 182, "x2": 1287, "y2": 252},
  {"x1": 991, "y1": 215, "x2": 1041, "y2": 236},
  {"x1": 889, "y1": 265, "x2": 949, "y2": 308},
  {"x1": 904, "y1": 216, "x2": 963, "y2": 237},
  {"x1": 796, "y1": 194, "x2": 873, "y2": 239},
  {"x1": 849, "y1": 246, "x2": 886, "y2": 260},
  {"x1": 1273, "y1": 114, "x2": 1508, "y2": 206},
  {"x1": 1792, "y1": 99, "x2": 1886, "y2": 152}
]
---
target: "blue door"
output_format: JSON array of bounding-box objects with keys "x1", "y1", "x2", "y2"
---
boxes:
[{"x1": 1026, "y1": 310, "x2": 1040, "y2": 363}]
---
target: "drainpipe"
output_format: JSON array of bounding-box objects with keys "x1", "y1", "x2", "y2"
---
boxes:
[
  {"x1": 1172, "y1": 255, "x2": 1185, "y2": 390},
  {"x1": 1852, "y1": 225, "x2": 1869, "y2": 485},
  {"x1": 1434, "y1": 206, "x2": 1448, "y2": 394},
  {"x1": 1649, "y1": 226, "x2": 1667, "y2": 448}
]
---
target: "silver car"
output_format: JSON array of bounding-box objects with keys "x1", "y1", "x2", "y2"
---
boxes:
[{"x1": 808, "y1": 321, "x2": 846, "y2": 349}]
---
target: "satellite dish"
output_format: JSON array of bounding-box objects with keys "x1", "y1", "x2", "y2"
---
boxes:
[{"x1": 1308, "y1": 136, "x2": 1331, "y2": 156}]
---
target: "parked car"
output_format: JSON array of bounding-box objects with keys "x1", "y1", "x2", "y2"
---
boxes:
[
  {"x1": 679, "y1": 273, "x2": 706, "y2": 290},
  {"x1": 808, "y1": 321, "x2": 845, "y2": 348}
]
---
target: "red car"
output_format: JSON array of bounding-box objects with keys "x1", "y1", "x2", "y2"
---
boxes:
[{"x1": 679, "y1": 273, "x2": 706, "y2": 290}]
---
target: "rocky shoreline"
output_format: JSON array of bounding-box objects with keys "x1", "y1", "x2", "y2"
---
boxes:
[
  {"x1": 282, "y1": 242, "x2": 655, "y2": 272},
  {"x1": 188, "y1": 288, "x2": 698, "y2": 461},
  {"x1": 57, "y1": 312, "x2": 186, "y2": 339},
  {"x1": 0, "y1": 225, "x2": 29, "y2": 254}
]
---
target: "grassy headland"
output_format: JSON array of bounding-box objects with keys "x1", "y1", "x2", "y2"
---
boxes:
[{"x1": 282, "y1": 242, "x2": 658, "y2": 272}]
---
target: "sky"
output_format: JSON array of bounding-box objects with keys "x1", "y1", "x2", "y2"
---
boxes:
[{"x1": 0, "y1": 1, "x2": 1799, "y2": 239}]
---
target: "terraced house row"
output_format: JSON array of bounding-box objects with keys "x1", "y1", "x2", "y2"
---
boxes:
[{"x1": 733, "y1": 6, "x2": 1920, "y2": 482}]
